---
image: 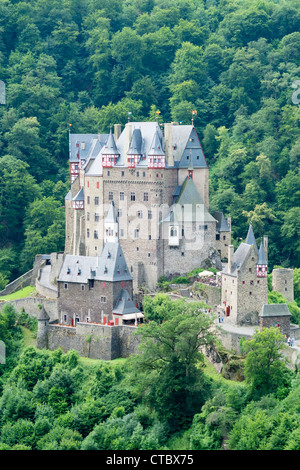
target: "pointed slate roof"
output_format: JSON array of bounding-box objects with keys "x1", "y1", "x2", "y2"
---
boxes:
[
  {"x1": 258, "y1": 241, "x2": 267, "y2": 265},
  {"x1": 214, "y1": 211, "x2": 230, "y2": 232},
  {"x1": 163, "y1": 177, "x2": 216, "y2": 224},
  {"x1": 175, "y1": 126, "x2": 208, "y2": 169},
  {"x1": 105, "y1": 201, "x2": 117, "y2": 224},
  {"x1": 245, "y1": 222, "x2": 258, "y2": 251},
  {"x1": 102, "y1": 129, "x2": 120, "y2": 155},
  {"x1": 96, "y1": 242, "x2": 132, "y2": 282},
  {"x1": 127, "y1": 128, "x2": 142, "y2": 155},
  {"x1": 72, "y1": 187, "x2": 84, "y2": 202},
  {"x1": 112, "y1": 289, "x2": 140, "y2": 315},
  {"x1": 58, "y1": 242, "x2": 132, "y2": 284},
  {"x1": 38, "y1": 306, "x2": 50, "y2": 321},
  {"x1": 147, "y1": 128, "x2": 165, "y2": 156},
  {"x1": 223, "y1": 242, "x2": 252, "y2": 277}
]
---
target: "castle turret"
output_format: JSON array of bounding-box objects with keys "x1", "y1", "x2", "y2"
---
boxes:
[
  {"x1": 37, "y1": 306, "x2": 50, "y2": 349},
  {"x1": 245, "y1": 221, "x2": 258, "y2": 251},
  {"x1": 257, "y1": 240, "x2": 268, "y2": 278},
  {"x1": 102, "y1": 129, "x2": 120, "y2": 168}
]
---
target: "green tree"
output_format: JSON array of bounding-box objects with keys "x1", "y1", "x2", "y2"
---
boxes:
[{"x1": 243, "y1": 327, "x2": 292, "y2": 398}]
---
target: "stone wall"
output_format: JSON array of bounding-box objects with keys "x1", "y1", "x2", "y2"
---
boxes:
[
  {"x1": 260, "y1": 315, "x2": 291, "y2": 337},
  {"x1": 47, "y1": 322, "x2": 140, "y2": 360},
  {"x1": 0, "y1": 269, "x2": 34, "y2": 296},
  {"x1": 0, "y1": 297, "x2": 58, "y2": 322}
]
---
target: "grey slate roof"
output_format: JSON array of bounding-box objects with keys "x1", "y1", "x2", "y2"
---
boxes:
[
  {"x1": 163, "y1": 177, "x2": 216, "y2": 224},
  {"x1": 72, "y1": 187, "x2": 84, "y2": 202},
  {"x1": 38, "y1": 306, "x2": 50, "y2": 321},
  {"x1": 223, "y1": 242, "x2": 252, "y2": 277},
  {"x1": 112, "y1": 289, "x2": 140, "y2": 315},
  {"x1": 258, "y1": 241, "x2": 267, "y2": 265},
  {"x1": 69, "y1": 133, "x2": 108, "y2": 163},
  {"x1": 102, "y1": 129, "x2": 120, "y2": 156},
  {"x1": 245, "y1": 222, "x2": 258, "y2": 251},
  {"x1": 58, "y1": 242, "x2": 132, "y2": 284},
  {"x1": 174, "y1": 127, "x2": 208, "y2": 169},
  {"x1": 260, "y1": 303, "x2": 290, "y2": 317},
  {"x1": 127, "y1": 128, "x2": 142, "y2": 155},
  {"x1": 148, "y1": 128, "x2": 165, "y2": 156},
  {"x1": 214, "y1": 211, "x2": 230, "y2": 232}
]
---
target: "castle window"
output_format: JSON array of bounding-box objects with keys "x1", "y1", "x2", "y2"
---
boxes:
[
  {"x1": 94, "y1": 213, "x2": 99, "y2": 222},
  {"x1": 137, "y1": 210, "x2": 143, "y2": 219},
  {"x1": 108, "y1": 192, "x2": 113, "y2": 201},
  {"x1": 103, "y1": 282, "x2": 105, "y2": 288},
  {"x1": 181, "y1": 252, "x2": 185, "y2": 256},
  {"x1": 144, "y1": 192, "x2": 148, "y2": 201},
  {"x1": 257, "y1": 280, "x2": 260, "y2": 284},
  {"x1": 249, "y1": 268, "x2": 252, "y2": 272},
  {"x1": 121, "y1": 171, "x2": 125, "y2": 177},
  {"x1": 87, "y1": 212, "x2": 90, "y2": 221},
  {"x1": 94, "y1": 230, "x2": 98, "y2": 239},
  {"x1": 149, "y1": 235, "x2": 151, "y2": 240},
  {"x1": 242, "y1": 280, "x2": 245, "y2": 284},
  {"x1": 89, "y1": 280, "x2": 94, "y2": 290},
  {"x1": 87, "y1": 181, "x2": 89, "y2": 188},
  {"x1": 134, "y1": 229, "x2": 139, "y2": 238},
  {"x1": 148, "y1": 210, "x2": 152, "y2": 220},
  {"x1": 120, "y1": 229, "x2": 124, "y2": 238},
  {"x1": 131, "y1": 192, "x2": 135, "y2": 201},
  {"x1": 64, "y1": 283, "x2": 68, "y2": 289},
  {"x1": 96, "y1": 181, "x2": 99, "y2": 189},
  {"x1": 87, "y1": 196, "x2": 90, "y2": 204},
  {"x1": 94, "y1": 197, "x2": 99, "y2": 205},
  {"x1": 87, "y1": 229, "x2": 90, "y2": 238},
  {"x1": 136, "y1": 171, "x2": 139, "y2": 177},
  {"x1": 223, "y1": 235, "x2": 226, "y2": 240},
  {"x1": 63, "y1": 314, "x2": 67, "y2": 323},
  {"x1": 118, "y1": 209, "x2": 122, "y2": 218},
  {"x1": 148, "y1": 253, "x2": 151, "y2": 257},
  {"x1": 216, "y1": 234, "x2": 220, "y2": 240},
  {"x1": 120, "y1": 192, "x2": 124, "y2": 201},
  {"x1": 249, "y1": 292, "x2": 252, "y2": 296},
  {"x1": 250, "y1": 280, "x2": 254, "y2": 285},
  {"x1": 107, "y1": 171, "x2": 110, "y2": 176},
  {"x1": 143, "y1": 172, "x2": 146, "y2": 177},
  {"x1": 81, "y1": 285, "x2": 85, "y2": 291},
  {"x1": 100, "y1": 296, "x2": 106, "y2": 303}
]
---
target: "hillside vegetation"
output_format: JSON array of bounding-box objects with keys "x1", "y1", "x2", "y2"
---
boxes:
[{"x1": 0, "y1": 0, "x2": 299, "y2": 288}]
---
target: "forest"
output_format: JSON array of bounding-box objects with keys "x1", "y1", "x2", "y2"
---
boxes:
[
  {"x1": 0, "y1": 0, "x2": 299, "y2": 289},
  {"x1": 1, "y1": 295, "x2": 300, "y2": 451}
]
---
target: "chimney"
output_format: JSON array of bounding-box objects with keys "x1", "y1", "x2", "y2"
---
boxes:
[
  {"x1": 263, "y1": 235, "x2": 268, "y2": 262},
  {"x1": 228, "y1": 245, "x2": 234, "y2": 274},
  {"x1": 124, "y1": 122, "x2": 133, "y2": 155},
  {"x1": 114, "y1": 124, "x2": 122, "y2": 142}
]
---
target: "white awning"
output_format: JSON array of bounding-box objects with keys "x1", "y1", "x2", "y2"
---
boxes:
[
  {"x1": 198, "y1": 270, "x2": 214, "y2": 276},
  {"x1": 121, "y1": 313, "x2": 144, "y2": 320}
]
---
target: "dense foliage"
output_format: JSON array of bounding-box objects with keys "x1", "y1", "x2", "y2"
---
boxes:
[
  {"x1": 0, "y1": 299, "x2": 298, "y2": 450},
  {"x1": 0, "y1": 0, "x2": 299, "y2": 287}
]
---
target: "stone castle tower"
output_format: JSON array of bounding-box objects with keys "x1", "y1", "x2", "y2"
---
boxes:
[
  {"x1": 220, "y1": 222, "x2": 268, "y2": 325},
  {"x1": 272, "y1": 268, "x2": 294, "y2": 303},
  {"x1": 65, "y1": 121, "x2": 231, "y2": 291}
]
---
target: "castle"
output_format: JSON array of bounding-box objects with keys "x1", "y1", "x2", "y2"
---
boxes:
[
  {"x1": 32, "y1": 120, "x2": 296, "y2": 360},
  {"x1": 65, "y1": 121, "x2": 231, "y2": 292}
]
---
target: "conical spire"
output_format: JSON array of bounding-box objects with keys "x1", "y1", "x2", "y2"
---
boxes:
[
  {"x1": 103, "y1": 128, "x2": 119, "y2": 155},
  {"x1": 258, "y1": 240, "x2": 267, "y2": 265},
  {"x1": 148, "y1": 128, "x2": 165, "y2": 156},
  {"x1": 245, "y1": 221, "x2": 258, "y2": 251}
]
